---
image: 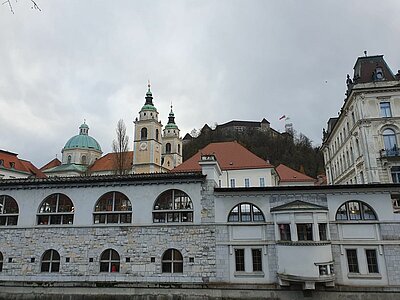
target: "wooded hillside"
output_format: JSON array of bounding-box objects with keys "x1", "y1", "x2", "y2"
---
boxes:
[{"x1": 183, "y1": 127, "x2": 324, "y2": 178}]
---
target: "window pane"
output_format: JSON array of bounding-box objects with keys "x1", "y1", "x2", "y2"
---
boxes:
[
  {"x1": 62, "y1": 214, "x2": 74, "y2": 225},
  {"x1": 107, "y1": 214, "x2": 119, "y2": 224},
  {"x1": 101, "y1": 250, "x2": 110, "y2": 260},
  {"x1": 58, "y1": 195, "x2": 73, "y2": 212},
  {"x1": 319, "y1": 223, "x2": 327, "y2": 241},
  {"x1": 163, "y1": 249, "x2": 172, "y2": 260},
  {"x1": 50, "y1": 215, "x2": 61, "y2": 225},
  {"x1": 51, "y1": 262, "x2": 60, "y2": 272},
  {"x1": 111, "y1": 263, "x2": 119, "y2": 272},
  {"x1": 297, "y1": 224, "x2": 313, "y2": 241},
  {"x1": 153, "y1": 212, "x2": 165, "y2": 223},
  {"x1": 173, "y1": 262, "x2": 183, "y2": 273},
  {"x1": 162, "y1": 262, "x2": 171, "y2": 273},
  {"x1": 100, "y1": 262, "x2": 109, "y2": 272},
  {"x1": 38, "y1": 215, "x2": 49, "y2": 225},
  {"x1": 111, "y1": 250, "x2": 119, "y2": 260},
  {"x1": 252, "y1": 206, "x2": 265, "y2": 222},
  {"x1": 0, "y1": 217, "x2": 6, "y2": 226},
  {"x1": 4, "y1": 197, "x2": 18, "y2": 214},
  {"x1": 346, "y1": 249, "x2": 359, "y2": 273},
  {"x1": 279, "y1": 224, "x2": 291, "y2": 241},
  {"x1": 120, "y1": 213, "x2": 132, "y2": 223},
  {"x1": 235, "y1": 249, "x2": 245, "y2": 271},
  {"x1": 228, "y1": 206, "x2": 239, "y2": 222},
  {"x1": 94, "y1": 214, "x2": 106, "y2": 224},
  {"x1": 336, "y1": 204, "x2": 348, "y2": 220},
  {"x1": 348, "y1": 202, "x2": 361, "y2": 220},
  {"x1": 240, "y1": 204, "x2": 251, "y2": 222},
  {"x1": 181, "y1": 212, "x2": 193, "y2": 222},
  {"x1": 41, "y1": 262, "x2": 50, "y2": 272},
  {"x1": 43, "y1": 251, "x2": 52, "y2": 261},
  {"x1": 363, "y1": 204, "x2": 377, "y2": 220},
  {"x1": 366, "y1": 249, "x2": 379, "y2": 273},
  {"x1": 252, "y1": 249, "x2": 262, "y2": 272}
]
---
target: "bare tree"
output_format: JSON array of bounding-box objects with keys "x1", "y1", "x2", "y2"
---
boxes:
[
  {"x1": 3, "y1": 0, "x2": 41, "y2": 14},
  {"x1": 112, "y1": 119, "x2": 130, "y2": 175}
]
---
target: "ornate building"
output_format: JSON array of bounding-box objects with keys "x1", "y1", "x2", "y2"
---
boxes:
[{"x1": 322, "y1": 54, "x2": 400, "y2": 184}]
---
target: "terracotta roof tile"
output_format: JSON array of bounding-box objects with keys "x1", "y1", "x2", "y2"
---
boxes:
[
  {"x1": 276, "y1": 164, "x2": 315, "y2": 183},
  {"x1": 40, "y1": 158, "x2": 61, "y2": 171},
  {"x1": 172, "y1": 141, "x2": 273, "y2": 172},
  {"x1": 0, "y1": 149, "x2": 45, "y2": 178},
  {"x1": 20, "y1": 160, "x2": 47, "y2": 178},
  {"x1": 90, "y1": 151, "x2": 133, "y2": 172}
]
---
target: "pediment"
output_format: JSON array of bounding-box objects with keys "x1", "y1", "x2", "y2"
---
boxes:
[{"x1": 270, "y1": 200, "x2": 327, "y2": 212}]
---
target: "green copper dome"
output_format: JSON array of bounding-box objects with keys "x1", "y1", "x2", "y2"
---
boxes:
[
  {"x1": 141, "y1": 104, "x2": 157, "y2": 112},
  {"x1": 63, "y1": 123, "x2": 102, "y2": 152}
]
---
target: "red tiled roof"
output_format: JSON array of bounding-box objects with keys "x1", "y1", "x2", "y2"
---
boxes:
[
  {"x1": 172, "y1": 141, "x2": 274, "y2": 172},
  {"x1": 276, "y1": 164, "x2": 315, "y2": 183},
  {"x1": 40, "y1": 158, "x2": 61, "y2": 171},
  {"x1": 20, "y1": 160, "x2": 47, "y2": 178},
  {"x1": 89, "y1": 151, "x2": 133, "y2": 172},
  {"x1": 0, "y1": 149, "x2": 45, "y2": 178}
]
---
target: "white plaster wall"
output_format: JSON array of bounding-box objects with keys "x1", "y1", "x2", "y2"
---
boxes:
[
  {"x1": 0, "y1": 169, "x2": 30, "y2": 179},
  {"x1": 219, "y1": 168, "x2": 274, "y2": 188}
]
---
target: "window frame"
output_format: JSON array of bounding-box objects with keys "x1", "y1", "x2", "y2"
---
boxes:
[
  {"x1": 228, "y1": 203, "x2": 265, "y2": 223},
  {"x1": 0, "y1": 195, "x2": 19, "y2": 226},
  {"x1": 161, "y1": 248, "x2": 183, "y2": 273},
  {"x1": 365, "y1": 249, "x2": 379, "y2": 274},
  {"x1": 100, "y1": 249, "x2": 120, "y2": 273},
  {"x1": 346, "y1": 249, "x2": 359, "y2": 273},
  {"x1": 234, "y1": 248, "x2": 245, "y2": 272},
  {"x1": 37, "y1": 193, "x2": 74, "y2": 225},
  {"x1": 141, "y1": 127, "x2": 148, "y2": 140},
  {"x1": 152, "y1": 189, "x2": 193, "y2": 223},
  {"x1": 335, "y1": 201, "x2": 377, "y2": 221},
  {"x1": 318, "y1": 223, "x2": 328, "y2": 241},
  {"x1": 380, "y1": 102, "x2": 392, "y2": 118},
  {"x1": 244, "y1": 178, "x2": 250, "y2": 188},
  {"x1": 93, "y1": 191, "x2": 132, "y2": 225},
  {"x1": 0, "y1": 251, "x2": 3, "y2": 272},
  {"x1": 278, "y1": 223, "x2": 291, "y2": 241},
  {"x1": 41, "y1": 249, "x2": 61, "y2": 273},
  {"x1": 297, "y1": 223, "x2": 313, "y2": 241},
  {"x1": 251, "y1": 248, "x2": 262, "y2": 272}
]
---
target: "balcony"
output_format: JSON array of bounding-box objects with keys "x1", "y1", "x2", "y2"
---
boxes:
[{"x1": 380, "y1": 148, "x2": 400, "y2": 158}]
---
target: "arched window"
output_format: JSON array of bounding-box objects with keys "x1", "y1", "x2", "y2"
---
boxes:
[
  {"x1": 228, "y1": 203, "x2": 265, "y2": 222},
  {"x1": 335, "y1": 201, "x2": 377, "y2": 221},
  {"x1": 141, "y1": 127, "x2": 148, "y2": 140},
  {"x1": 156, "y1": 129, "x2": 159, "y2": 141},
  {"x1": 0, "y1": 195, "x2": 19, "y2": 226},
  {"x1": 153, "y1": 189, "x2": 193, "y2": 223},
  {"x1": 81, "y1": 155, "x2": 87, "y2": 165},
  {"x1": 383, "y1": 128, "x2": 397, "y2": 155},
  {"x1": 37, "y1": 193, "x2": 74, "y2": 225},
  {"x1": 166, "y1": 143, "x2": 171, "y2": 153},
  {"x1": 100, "y1": 249, "x2": 120, "y2": 272},
  {"x1": 162, "y1": 249, "x2": 183, "y2": 273},
  {"x1": 67, "y1": 155, "x2": 72, "y2": 164},
  {"x1": 94, "y1": 191, "x2": 132, "y2": 224},
  {"x1": 0, "y1": 251, "x2": 3, "y2": 272},
  {"x1": 41, "y1": 249, "x2": 60, "y2": 272}
]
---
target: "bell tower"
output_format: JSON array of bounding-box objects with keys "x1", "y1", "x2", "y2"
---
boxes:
[
  {"x1": 132, "y1": 83, "x2": 163, "y2": 173},
  {"x1": 162, "y1": 105, "x2": 183, "y2": 170}
]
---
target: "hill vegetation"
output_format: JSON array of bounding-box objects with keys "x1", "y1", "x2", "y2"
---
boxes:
[{"x1": 183, "y1": 127, "x2": 324, "y2": 178}]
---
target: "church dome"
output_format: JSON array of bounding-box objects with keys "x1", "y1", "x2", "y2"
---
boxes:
[{"x1": 63, "y1": 123, "x2": 102, "y2": 152}]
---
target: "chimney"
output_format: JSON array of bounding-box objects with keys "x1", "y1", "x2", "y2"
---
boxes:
[{"x1": 198, "y1": 154, "x2": 222, "y2": 185}]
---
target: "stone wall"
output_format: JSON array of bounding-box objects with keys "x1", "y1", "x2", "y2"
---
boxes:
[{"x1": 0, "y1": 225, "x2": 216, "y2": 283}]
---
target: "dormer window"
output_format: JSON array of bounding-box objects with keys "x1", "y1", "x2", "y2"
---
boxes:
[
  {"x1": 0, "y1": 160, "x2": 3, "y2": 166},
  {"x1": 9, "y1": 162, "x2": 15, "y2": 169},
  {"x1": 375, "y1": 67, "x2": 384, "y2": 80}
]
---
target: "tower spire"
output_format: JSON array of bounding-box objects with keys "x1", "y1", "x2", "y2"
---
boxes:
[
  {"x1": 168, "y1": 103, "x2": 175, "y2": 124},
  {"x1": 145, "y1": 80, "x2": 153, "y2": 106}
]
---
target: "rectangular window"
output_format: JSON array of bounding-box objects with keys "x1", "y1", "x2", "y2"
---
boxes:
[
  {"x1": 346, "y1": 249, "x2": 359, "y2": 273},
  {"x1": 230, "y1": 179, "x2": 236, "y2": 188},
  {"x1": 297, "y1": 223, "x2": 313, "y2": 241},
  {"x1": 278, "y1": 224, "x2": 291, "y2": 241},
  {"x1": 252, "y1": 249, "x2": 262, "y2": 272},
  {"x1": 235, "y1": 249, "x2": 245, "y2": 272},
  {"x1": 259, "y1": 178, "x2": 265, "y2": 187},
  {"x1": 318, "y1": 223, "x2": 328, "y2": 241},
  {"x1": 366, "y1": 249, "x2": 379, "y2": 273},
  {"x1": 391, "y1": 166, "x2": 400, "y2": 183},
  {"x1": 380, "y1": 102, "x2": 392, "y2": 117},
  {"x1": 391, "y1": 194, "x2": 400, "y2": 213},
  {"x1": 244, "y1": 178, "x2": 250, "y2": 187}
]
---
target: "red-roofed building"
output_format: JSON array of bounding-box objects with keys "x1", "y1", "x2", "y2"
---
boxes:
[
  {"x1": 173, "y1": 141, "x2": 279, "y2": 187},
  {"x1": 0, "y1": 150, "x2": 46, "y2": 179},
  {"x1": 40, "y1": 158, "x2": 61, "y2": 171},
  {"x1": 89, "y1": 151, "x2": 133, "y2": 175},
  {"x1": 275, "y1": 164, "x2": 315, "y2": 186}
]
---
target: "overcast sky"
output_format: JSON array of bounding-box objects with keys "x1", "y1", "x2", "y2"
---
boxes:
[{"x1": 1, "y1": 0, "x2": 400, "y2": 167}]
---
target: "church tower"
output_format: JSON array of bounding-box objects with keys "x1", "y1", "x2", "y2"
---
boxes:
[
  {"x1": 162, "y1": 105, "x2": 183, "y2": 170},
  {"x1": 132, "y1": 83, "x2": 163, "y2": 173}
]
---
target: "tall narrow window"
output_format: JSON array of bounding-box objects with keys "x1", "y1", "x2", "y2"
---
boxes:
[
  {"x1": 94, "y1": 192, "x2": 132, "y2": 224},
  {"x1": 156, "y1": 129, "x2": 159, "y2": 141},
  {"x1": 383, "y1": 129, "x2": 397, "y2": 155},
  {"x1": 37, "y1": 193, "x2": 74, "y2": 225},
  {"x1": 244, "y1": 178, "x2": 250, "y2": 187},
  {"x1": 346, "y1": 249, "x2": 359, "y2": 273},
  {"x1": 67, "y1": 155, "x2": 72, "y2": 164},
  {"x1": 178, "y1": 144, "x2": 181, "y2": 154},
  {"x1": 165, "y1": 143, "x2": 171, "y2": 153},
  {"x1": 100, "y1": 249, "x2": 120, "y2": 272},
  {"x1": 235, "y1": 249, "x2": 245, "y2": 272},
  {"x1": 278, "y1": 224, "x2": 291, "y2": 241},
  {"x1": 0, "y1": 251, "x2": 3, "y2": 272},
  {"x1": 366, "y1": 249, "x2": 379, "y2": 273},
  {"x1": 141, "y1": 127, "x2": 148, "y2": 140},
  {"x1": 252, "y1": 249, "x2": 262, "y2": 272},
  {"x1": 259, "y1": 178, "x2": 265, "y2": 187},
  {"x1": 162, "y1": 249, "x2": 183, "y2": 273},
  {"x1": 230, "y1": 179, "x2": 236, "y2": 188},
  {"x1": 391, "y1": 166, "x2": 400, "y2": 183},
  {"x1": 380, "y1": 102, "x2": 392, "y2": 117},
  {"x1": 319, "y1": 223, "x2": 327, "y2": 241},
  {"x1": 81, "y1": 155, "x2": 87, "y2": 165},
  {"x1": 297, "y1": 223, "x2": 313, "y2": 241},
  {"x1": 0, "y1": 195, "x2": 19, "y2": 226},
  {"x1": 41, "y1": 249, "x2": 60, "y2": 273}
]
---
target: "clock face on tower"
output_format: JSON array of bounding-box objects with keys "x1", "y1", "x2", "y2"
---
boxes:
[{"x1": 139, "y1": 142, "x2": 147, "y2": 151}]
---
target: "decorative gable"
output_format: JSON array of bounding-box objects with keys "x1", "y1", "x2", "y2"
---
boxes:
[{"x1": 270, "y1": 200, "x2": 327, "y2": 212}]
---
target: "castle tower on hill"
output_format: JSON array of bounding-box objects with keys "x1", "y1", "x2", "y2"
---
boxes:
[{"x1": 132, "y1": 83, "x2": 183, "y2": 173}]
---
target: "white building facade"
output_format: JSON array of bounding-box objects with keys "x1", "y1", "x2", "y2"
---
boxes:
[
  {"x1": 1, "y1": 156, "x2": 400, "y2": 298},
  {"x1": 322, "y1": 55, "x2": 400, "y2": 185}
]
